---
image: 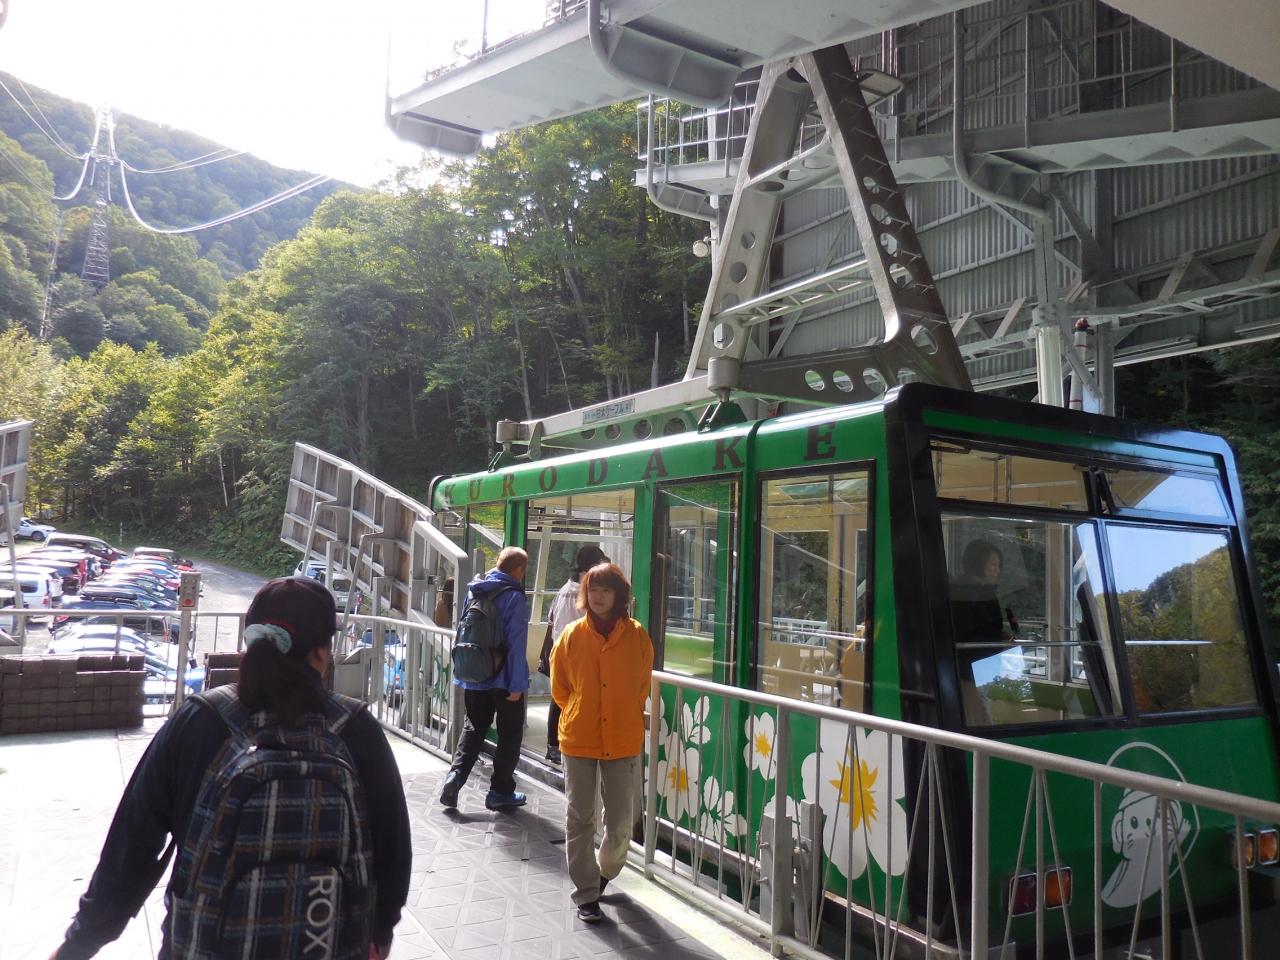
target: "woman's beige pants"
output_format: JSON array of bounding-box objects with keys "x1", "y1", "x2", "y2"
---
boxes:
[{"x1": 562, "y1": 754, "x2": 639, "y2": 906}]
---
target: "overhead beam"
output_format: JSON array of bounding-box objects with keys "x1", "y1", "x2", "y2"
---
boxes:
[{"x1": 1104, "y1": 1, "x2": 1280, "y2": 92}]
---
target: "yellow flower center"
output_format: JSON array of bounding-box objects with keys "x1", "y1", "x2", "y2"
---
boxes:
[
  {"x1": 667, "y1": 766, "x2": 688, "y2": 791},
  {"x1": 831, "y1": 756, "x2": 878, "y2": 830},
  {"x1": 754, "y1": 731, "x2": 772, "y2": 759}
]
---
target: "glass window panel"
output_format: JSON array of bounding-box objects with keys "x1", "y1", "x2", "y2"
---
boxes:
[
  {"x1": 757, "y1": 470, "x2": 871, "y2": 709},
  {"x1": 1107, "y1": 525, "x2": 1255, "y2": 713},
  {"x1": 944, "y1": 514, "x2": 1121, "y2": 726},
  {"x1": 932, "y1": 442, "x2": 1089, "y2": 511},
  {"x1": 523, "y1": 490, "x2": 635, "y2": 756},
  {"x1": 1101, "y1": 468, "x2": 1227, "y2": 518},
  {"x1": 652, "y1": 481, "x2": 739, "y2": 681}
]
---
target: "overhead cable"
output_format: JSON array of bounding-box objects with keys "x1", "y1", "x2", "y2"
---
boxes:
[
  {"x1": 15, "y1": 74, "x2": 80, "y2": 157},
  {"x1": 116, "y1": 154, "x2": 329, "y2": 235},
  {"x1": 122, "y1": 147, "x2": 247, "y2": 175},
  {"x1": 0, "y1": 73, "x2": 86, "y2": 160},
  {"x1": 53, "y1": 152, "x2": 93, "y2": 201},
  {"x1": 0, "y1": 142, "x2": 45, "y2": 189}
]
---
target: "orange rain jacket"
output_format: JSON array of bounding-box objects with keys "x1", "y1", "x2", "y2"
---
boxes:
[{"x1": 550, "y1": 616, "x2": 654, "y2": 760}]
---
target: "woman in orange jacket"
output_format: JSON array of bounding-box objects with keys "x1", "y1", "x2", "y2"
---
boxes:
[{"x1": 549, "y1": 561, "x2": 654, "y2": 924}]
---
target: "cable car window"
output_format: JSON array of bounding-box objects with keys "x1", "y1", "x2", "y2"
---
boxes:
[
  {"x1": 1098, "y1": 467, "x2": 1228, "y2": 518},
  {"x1": 651, "y1": 481, "x2": 739, "y2": 682},
  {"x1": 525, "y1": 491, "x2": 635, "y2": 759},
  {"x1": 943, "y1": 514, "x2": 1121, "y2": 727},
  {"x1": 932, "y1": 442, "x2": 1089, "y2": 511},
  {"x1": 1106, "y1": 525, "x2": 1255, "y2": 713},
  {"x1": 757, "y1": 468, "x2": 871, "y2": 710}
]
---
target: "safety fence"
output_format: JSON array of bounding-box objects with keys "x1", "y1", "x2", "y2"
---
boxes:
[
  {"x1": 333, "y1": 613, "x2": 457, "y2": 758},
  {"x1": 641, "y1": 672, "x2": 1280, "y2": 960},
  {"x1": 10, "y1": 598, "x2": 1279, "y2": 959}
]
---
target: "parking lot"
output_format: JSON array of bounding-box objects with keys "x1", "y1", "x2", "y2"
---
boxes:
[{"x1": 4, "y1": 542, "x2": 264, "y2": 694}]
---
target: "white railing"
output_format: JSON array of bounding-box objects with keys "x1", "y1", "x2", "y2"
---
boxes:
[
  {"x1": 336, "y1": 612, "x2": 456, "y2": 757},
  {"x1": 642, "y1": 671, "x2": 1280, "y2": 960}
]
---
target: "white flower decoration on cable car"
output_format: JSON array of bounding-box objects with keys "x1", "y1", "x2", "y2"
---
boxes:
[
  {"x1": 681, "y1": 695, "x2": 712, "y2": 745},
  {"x1": 699, "y1": 776, "x2": 748, "y2": 841},
  {"x1": 744, "y1": 711, "x2": 777, "y2": 776},
  {"x1": 800, "y1": 719, "x2": 908, "y2": 881},
  {"x1": 657, "y1": 735, "x2": 702, "y2": 822}
]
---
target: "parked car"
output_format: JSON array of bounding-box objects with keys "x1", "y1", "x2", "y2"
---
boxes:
[
  {"x1": 133, "y1": 546, "x2": 175, "y2": 562},
  {"x1": 42, "y1": 533, "x2": 126, "y2": 566},
  {"x1": 50, "y1": 630, "x2": 196, "y2": 671},
  {"x1": 52, "y1": 605, "x2": 178, "y2": 641},
  {"x1": 98, "y1": 572, "x2": 178, "y2": 602},
  {"x1": 0, "y1": 516, "x2": 56, "y2": 543},
  {"x1": 0, "y1": 571, "x2": 61, "y2": 620},
  {"x1": 356, "y1": 627, "x2": 406, "y2": 705},
  {"x1": 79, "y1": 584, "x2": 171, "y2": 608},
  {"x1": 55, "y1": 623, "x2": 161, "y2": 653},
  {"x1": 29, "y1": 548, "x2": 100, "y2": 583},
  {"x1": 0, "y1": 587, "x2": 15, "y2": 632},
  {"x1": 14, "y1": 557, "x2": 83, "y2": 594},
  {"x1": 112, "y1": 558, "x2": 179, "y2": 580},
  {"x1": 294, "y1": 559, "x2": 359, "y2": 614}
]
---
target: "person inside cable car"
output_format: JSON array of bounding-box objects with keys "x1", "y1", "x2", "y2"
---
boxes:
[{"x1": 950, "y1": 538, "x2": 1020, "y2": 722}]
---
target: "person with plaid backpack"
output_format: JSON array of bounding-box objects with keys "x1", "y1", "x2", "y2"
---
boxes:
[{"x1": 51, "y1": 576, "x2": 412, "y2": 959}]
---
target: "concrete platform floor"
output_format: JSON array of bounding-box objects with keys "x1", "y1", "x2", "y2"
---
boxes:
[{"x1": 0, "y1": 720, "x2": 774, "y2": 960}]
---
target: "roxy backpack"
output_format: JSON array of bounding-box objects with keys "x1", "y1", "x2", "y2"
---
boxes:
[
  {"x1": 451, "y1": 583, "x2": 517, "y2": 683},
  {"x1": 168, "y1": 685, "x2": 375, "y2": 959}
]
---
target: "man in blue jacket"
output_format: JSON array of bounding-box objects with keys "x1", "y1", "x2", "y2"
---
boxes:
[{"x1": 440, "y1": 546, "x2": 531, "y2": 811}]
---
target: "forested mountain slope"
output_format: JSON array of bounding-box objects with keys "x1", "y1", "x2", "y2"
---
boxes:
[{"x1": 0, "y1": 71, "x2": 342, "y2": 275}]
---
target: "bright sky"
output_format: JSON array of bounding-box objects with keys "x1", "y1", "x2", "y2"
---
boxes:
[{"x1": 0, "y1": 0, "x2": 520, "y2": 188}]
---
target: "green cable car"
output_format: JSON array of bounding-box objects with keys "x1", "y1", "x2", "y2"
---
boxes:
[{"x1": 431, "y1": 382, "x2": 1280, "y2": 953}]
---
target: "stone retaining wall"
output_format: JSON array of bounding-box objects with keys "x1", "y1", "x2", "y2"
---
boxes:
[{"x1": 0, "y1": 655, "x2": 145, "y2": 734}]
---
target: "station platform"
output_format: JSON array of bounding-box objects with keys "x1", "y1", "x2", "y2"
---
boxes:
[{"x1": 0, "y1": 720, "x2": 772, "y2": 960}]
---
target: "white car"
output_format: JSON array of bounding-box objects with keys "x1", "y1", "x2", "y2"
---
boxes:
[{"x1": 0, "y1": 517, "x2": 56, "y2": 544}]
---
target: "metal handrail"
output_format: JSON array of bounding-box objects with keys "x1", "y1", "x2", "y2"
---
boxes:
[{"x1": 643, "y1": 669, "x2": 1280, "y2": 960}]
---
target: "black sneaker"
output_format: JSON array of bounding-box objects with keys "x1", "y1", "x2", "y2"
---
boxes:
[
  {"x1": 439, "y1": 775, "x2": 461, "y2": 808},
  {"x1": 545, "y1": 746, "x2": 562, "y2": 764},
  {"x1": 576, "y1": 900, "x2": 604, "y2": 924}
]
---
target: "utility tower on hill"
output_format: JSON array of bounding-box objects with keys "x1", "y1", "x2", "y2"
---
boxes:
[{"x1": 79, "y1": 108, "x2": 114, "y2": 288}]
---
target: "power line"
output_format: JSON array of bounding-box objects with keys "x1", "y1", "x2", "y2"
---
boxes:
[
  {"x1": 14, "y1": 74, "x2": 79, "y2": 157},
  {"x1": 0, "y1": 141, "x2": 44, "y2": 189},
  {"x1": 120, "y1": 145, "x2": 245, "y2": 175},
  {"x1": 0, "y1": 73, "x2": 85, "y2": 160},
  {"x1": 109, "y1": 120, "x2": 330, "y2": 236}
]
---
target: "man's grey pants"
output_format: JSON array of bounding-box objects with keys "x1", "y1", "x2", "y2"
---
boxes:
[{"x1": 562, "y1": 754, "x2": 639, "y2": 906}]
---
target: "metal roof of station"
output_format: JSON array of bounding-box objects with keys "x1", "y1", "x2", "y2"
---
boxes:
[{"x1": 388, "y1": 0, "x2": 986, "y2": 153}]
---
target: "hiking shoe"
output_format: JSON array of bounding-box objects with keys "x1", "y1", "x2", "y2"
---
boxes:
[
  {"x1": 439, "y1": 774, "x2": 462, "y2": 808},
  {"x1": 576, "y1": 901, "x2": 604, "y2": 924},
  {"x1": 485, "y1": 789, "x2": 527, "y2": 810},
  {"x1": 545, "y1": 746, "x2": 562, "y2": 764}
]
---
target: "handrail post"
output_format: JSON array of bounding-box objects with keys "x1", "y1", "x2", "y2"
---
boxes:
[
  {"x1": 971, "y1": 752, "x2": 990, "y2": 960},
  {"x1": 769, "y1": 705, "x2": 793, "y2": 952},
  {"x1": 644, "y1": 673, "x2": 661, "y2": 876}
]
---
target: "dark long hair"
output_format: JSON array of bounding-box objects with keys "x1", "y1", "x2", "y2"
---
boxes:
[{"x1": 238, "y1": 577, "x2": 336, "y2": 726}]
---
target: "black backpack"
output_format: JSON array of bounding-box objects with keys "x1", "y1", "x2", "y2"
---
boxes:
[
  {"x1": 168, "y1": 685, "x2": 375, "y2": 958},
  {"x1": 452, "y1": 584, "x2": 517, "y2": 683}
]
